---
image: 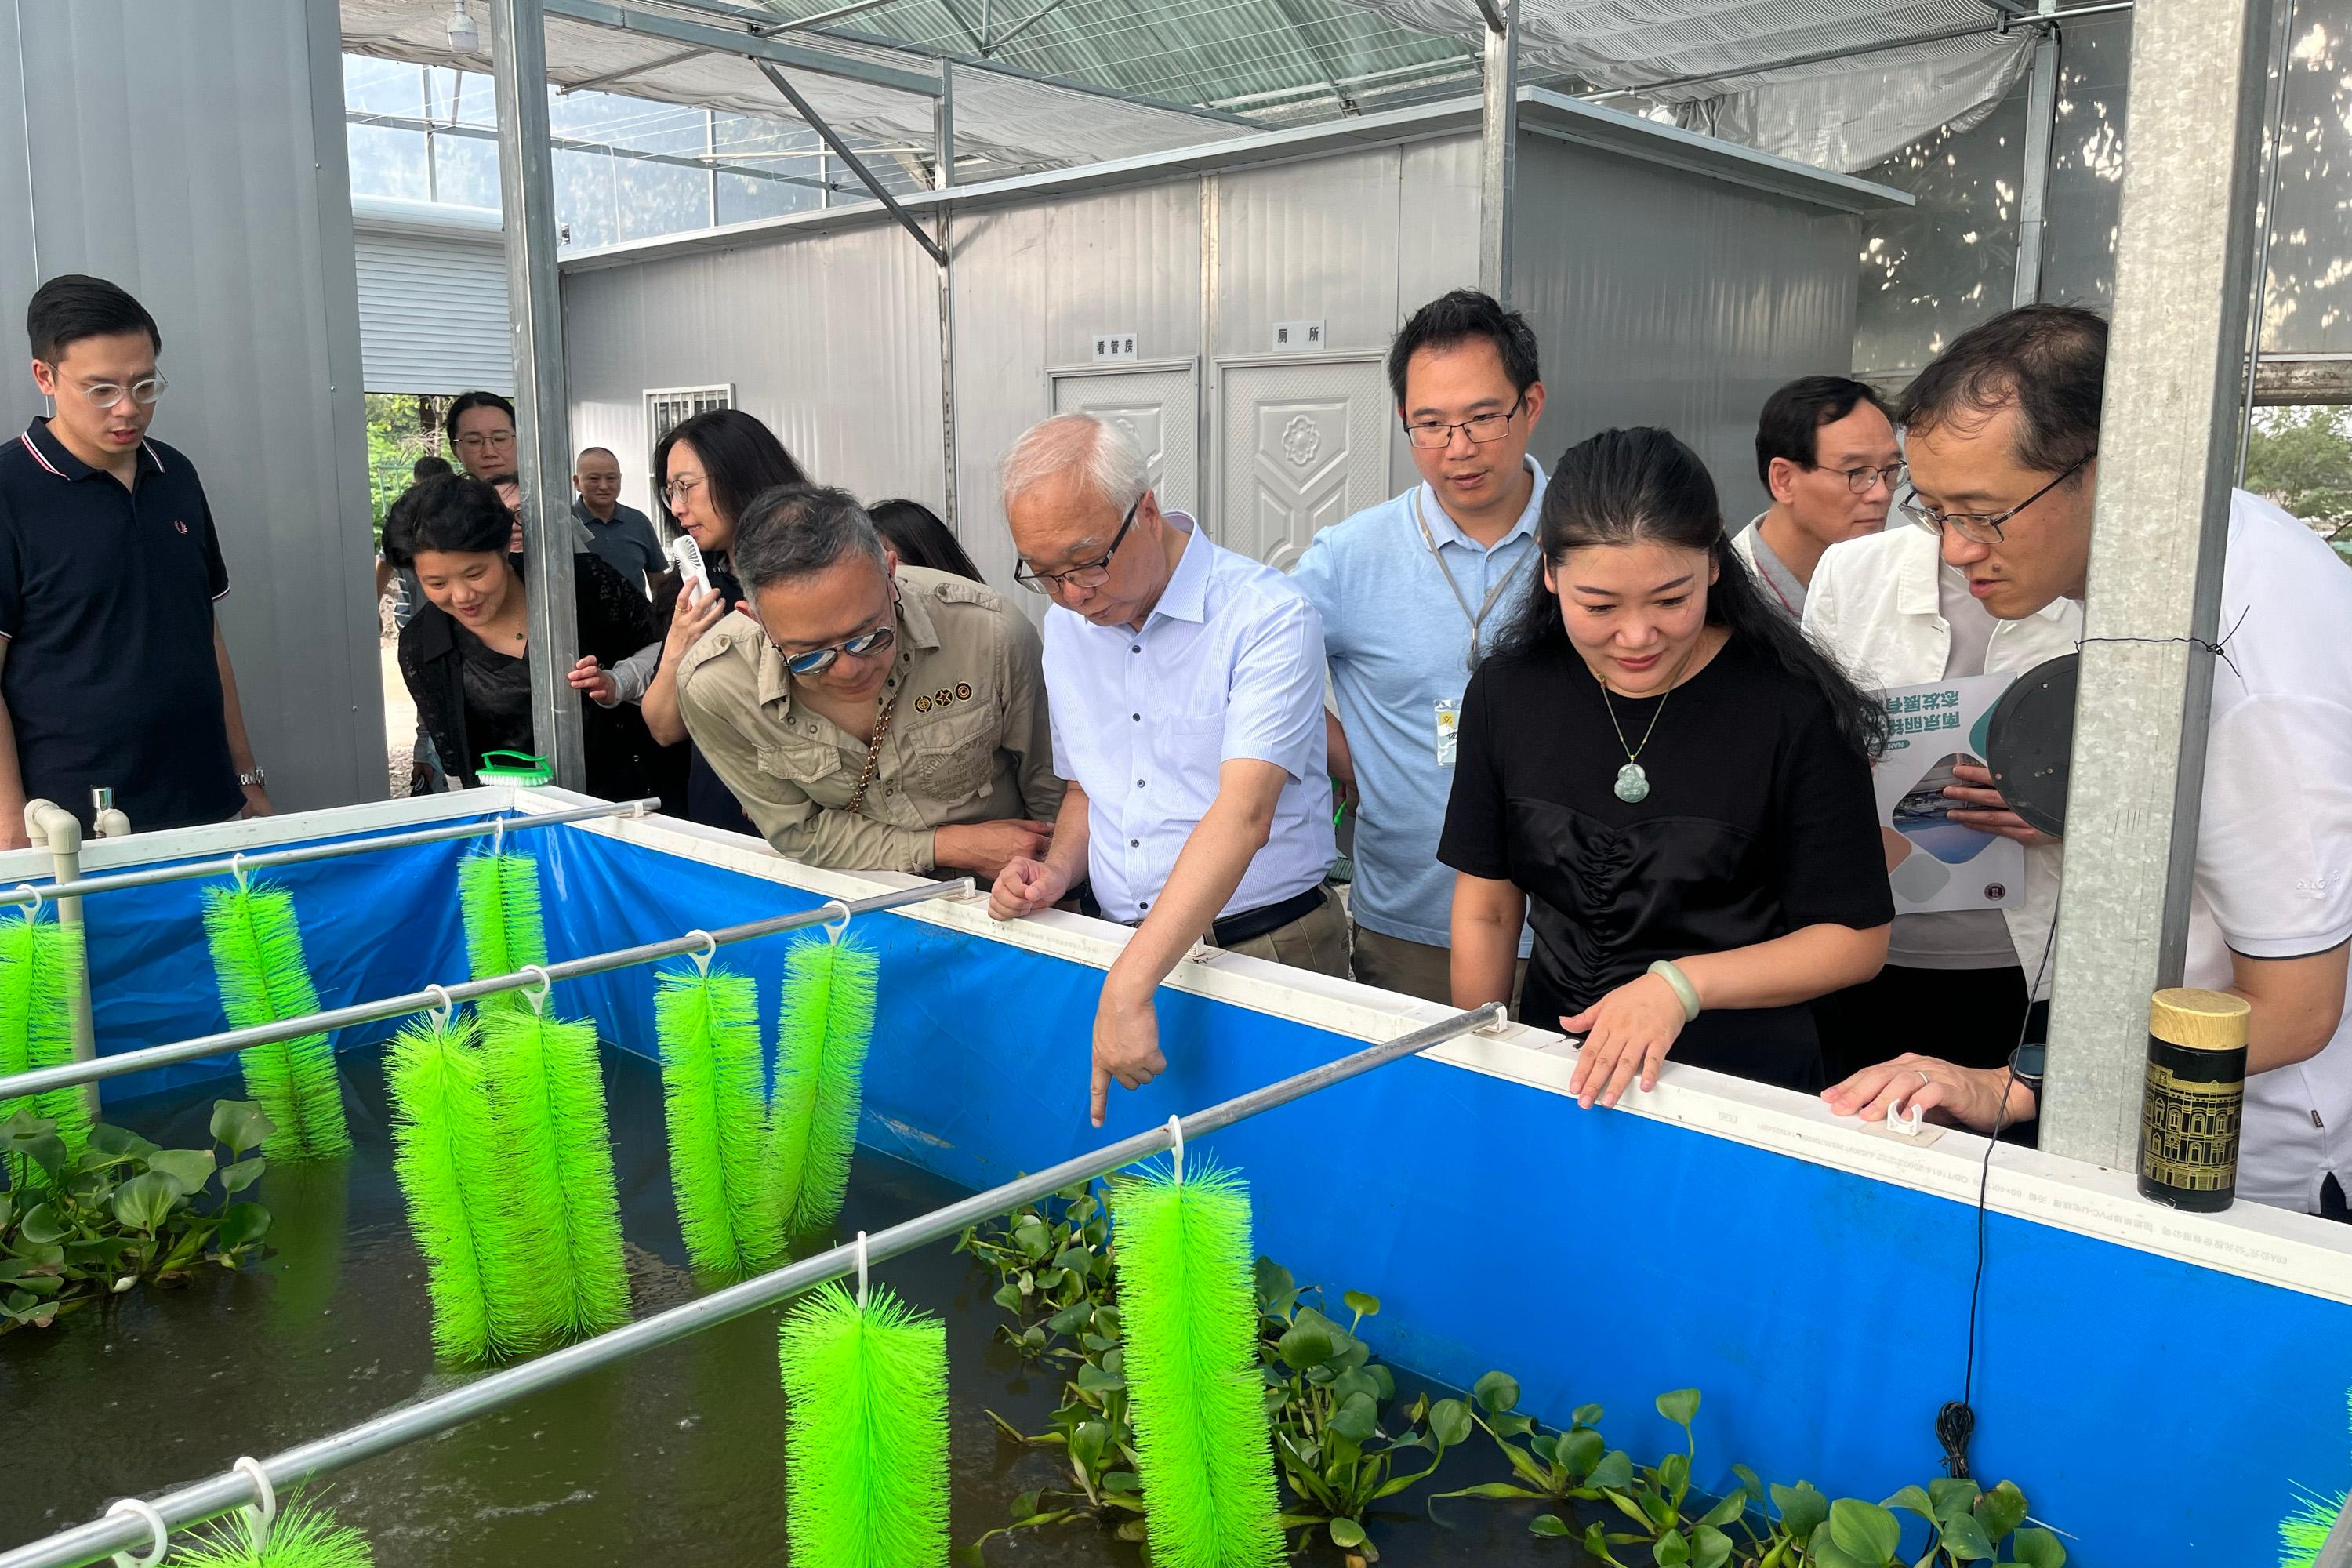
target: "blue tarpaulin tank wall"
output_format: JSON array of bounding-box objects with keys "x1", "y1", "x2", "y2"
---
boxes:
[{"x1": 49, "y1": 788, "x2": 2352, "y2": 1565}]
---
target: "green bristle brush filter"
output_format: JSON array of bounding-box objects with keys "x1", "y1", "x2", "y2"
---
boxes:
[
  {"x1": 0, "y1": 910, "x2": 91, "y2": 1180},
  {"x1": 478, "y1": 987, "x2": 630, "y2": 1344},
  {"x1": 477, "y1": 988, "x2": 629, "y2": 1343},
  {"x1": 386, "y1": 1007, "x2": 528, "y2": 1362},
  {"x1": 2279, "y1": 1386, "x2": 2352, "y2": 1568},
  {"x1": 776, "y1": 1237, "x2": 950, "y2": 1568},
  {"x1": 165, "y1": 1477, "x2": 373, "y2": 1568},
  {"x1": 1111, "y1": 1133, "x2": 1283, "y2": 1568},
  {"x1": 771, "y1": 930, "x2": 880, "y2": 1240},
  {"x1": 655, "y1": 956, "x2": 785, "y2": 1280},
  {"x1": 456, "y1": 851, "x2": 548, "y2": 1014},
  {"x1": 201, "y1": 875, "x2": 350, "y2": 1161}
]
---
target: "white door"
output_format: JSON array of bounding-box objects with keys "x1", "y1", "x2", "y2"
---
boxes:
[
  {"x1": 1216, "y1": 358, "x2": 1390, "y2": 572},
  {"x1": 1050, "y1": 366, "x2": 1199, "y2": 520}
]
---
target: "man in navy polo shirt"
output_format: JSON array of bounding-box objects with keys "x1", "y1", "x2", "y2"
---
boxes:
[{"x1": 0, "y1": 275, "x2": 270, "y2": 845}]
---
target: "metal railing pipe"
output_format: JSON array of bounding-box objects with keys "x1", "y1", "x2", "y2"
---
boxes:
[
  {"x1": 0, "y1": 877, "x2": 975, "y2": 1104},
  {"x1": 0, "y1": 1001, "x2": 1504, "y2": 1568},
  {"x1": 0, "y1": 799, "x2": 660, "y2": 910}
]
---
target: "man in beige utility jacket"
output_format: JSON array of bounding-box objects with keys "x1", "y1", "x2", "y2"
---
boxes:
[{"x1": 676, "y1": 485, "x2": 1062, "y2": 877}]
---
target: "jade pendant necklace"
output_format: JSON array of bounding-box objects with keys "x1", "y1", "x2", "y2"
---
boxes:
[{"x1": 1594, "y1": 639, "x2": 1703, "y2": 804}]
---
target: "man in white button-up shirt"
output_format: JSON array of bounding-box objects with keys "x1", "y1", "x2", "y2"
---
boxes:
[
  {"x1": 988, "y1": 414, "x2": 1341, "y2": 1125},
  {"x1": 1825, "y1": 304, "x2": 2352, "y2": 1219}
]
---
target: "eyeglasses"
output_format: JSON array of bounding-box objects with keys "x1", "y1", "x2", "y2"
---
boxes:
[
  {"x1": 661, "y1": 475, "x2": 704, "y2": 506},
  {"x1": 1899, "y1": 453, "x2": 2096, "y2": 544},
  {"x1": 779, "y1": 598, "x2": 898, "y2": 677},
  {"x1": 1402, "y1": 395, "x2": 1527, "y2": 450},
  {"x1": 1813, "y1": 461, "x2": 1907, "y2": 495},
  {"x1": 71, "y1": 375, "x2": 167, "y2": 410},
  {"x1": 456, "y1": 430, "x2": 517, "y2": 452},
  {"x1": 1014, "y1": 496, "x2": 1142, "y2": 596}
]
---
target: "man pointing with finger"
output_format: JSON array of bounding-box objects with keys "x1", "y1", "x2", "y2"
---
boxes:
[{"x1": 989, "y1": 415, "x2": 1342, "y2": 1126}]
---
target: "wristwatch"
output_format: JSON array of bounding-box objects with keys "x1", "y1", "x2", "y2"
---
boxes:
[
  {"x1": 238, "y1": 767, "x2": 267, "y2": 789},
  {"x1": 2009, "y1": 1043, "x2": 2045, "y2": 1098}
]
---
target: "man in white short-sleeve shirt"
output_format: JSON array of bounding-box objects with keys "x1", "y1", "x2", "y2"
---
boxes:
[
  {"x1": 1824, "y1": 304, "x2": 2352, "y2": 1216},
  {"x1": 988, "y1": 414, "x2": 1341, "y2": 1127}
]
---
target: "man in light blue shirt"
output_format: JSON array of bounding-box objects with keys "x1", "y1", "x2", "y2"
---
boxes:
[
  {"x1": 989, "y1": 414, "x2": 1340, "y2": 1126},
  {"x1": 1292, "y1": 289, "x2": 1544, "y2": 1004}
]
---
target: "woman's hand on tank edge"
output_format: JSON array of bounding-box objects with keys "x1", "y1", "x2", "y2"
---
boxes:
[
  {"x1": 1561, "y1": 973, "x2": 1689, "y2": 1109},
  {"x1": 1943, "y1": 763, "x2": 2057, "y2": 847},
  {"x1": 1820, "y1": 1052, "x2": 2032, "y2": 1134},
  {"x1": 568, "y1": 655, "x2": 619, "y2": 706}
]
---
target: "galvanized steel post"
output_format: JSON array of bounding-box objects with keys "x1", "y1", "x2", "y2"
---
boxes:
[
  {"x1": 2040, "y1": 0, "x2": 2276, "y2": 1167},
  {"x1": 2010, "y1": 13, "x2": 2060, "y2": 307},
  {"x1": 936, "y1": 61, "x2": 960, "y2": 524},
  {"x1": 489, "y1": 0, "x2": 587, "y2": 790},
  {"x1": 1477, "y1": 0, "x2": 1517, "y2": 303}
]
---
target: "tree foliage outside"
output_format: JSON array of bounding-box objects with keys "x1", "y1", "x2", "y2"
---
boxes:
[
  {"x1": 366, "y1": 394, "x2": 441, "y2": 544},
  {"x1": 2245, "y1": 405, "x2": 2352, "y2": 561}
]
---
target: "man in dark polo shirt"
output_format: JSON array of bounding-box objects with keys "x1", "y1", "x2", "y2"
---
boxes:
[
  {"x1": 0, "y1": 275, "x2": 269, "y2": 847},
  {"x1": 572, "y1": 445, "x2": 666, "y2": 596}
]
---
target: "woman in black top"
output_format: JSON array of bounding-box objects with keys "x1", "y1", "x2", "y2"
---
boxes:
[
  {"x1": 569, "y1": 409, "x2": 808, "y2": 834},
  {"x1": 387, "y1": 475, "x2": 663, "y2": 802},
  {"x1": 1439, "y1": 428, "x2": 1893, "y2": 1104}
]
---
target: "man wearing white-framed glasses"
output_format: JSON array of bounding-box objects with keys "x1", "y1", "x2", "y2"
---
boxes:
[{"x1": 0, "y1": 274, "x2": 270, "y2": 844}]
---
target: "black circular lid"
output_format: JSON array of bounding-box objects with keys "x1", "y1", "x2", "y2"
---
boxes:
[{"x1": 1985, "y1": 654, "x2": 2078, "y2": 839}]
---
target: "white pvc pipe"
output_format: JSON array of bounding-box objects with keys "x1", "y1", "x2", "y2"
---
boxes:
[{"x1": 20, "y1": 800, "x2": 98, "y2": 1120}]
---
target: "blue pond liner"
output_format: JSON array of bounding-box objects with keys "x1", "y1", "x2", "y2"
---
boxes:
[{"x1": 68, "y1": 808, "x2": 2352, "y2": 1564}]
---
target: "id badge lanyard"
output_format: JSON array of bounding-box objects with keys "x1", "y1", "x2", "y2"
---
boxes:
[{"x1": 1414, "y1": 487, "x2": 1531, "y2": 767}]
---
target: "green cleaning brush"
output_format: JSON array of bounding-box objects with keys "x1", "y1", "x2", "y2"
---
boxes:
[
  {"x1": 478, "y1": 996, "x2": 630, "y2": 1344},
  {"x1": 386, "y1": 1010, "x2": 528, "y2": 1362},
  {"x1": 2281, "y1": 1484, "x2": 2343, "y2": 1568},
  {"x1": 771, "y1": 934, "x2": 879, "y2": 1240},
  {"x1": 655, "y1": 962, "x2": 786, "y2": 1281},
  {"x1": 2280, "y1": 1385, "x2": 2352, "y2": 1568},
  {"x1": 166, "y1": 1494, "x2": 373, "y2": 1568},
  {"x1": 1111, "y1": 1149, "x2": 1283, "y2": 1568},
  {"x1": 456, "y1": 851, "x2": 549, "y2": 1014},
  {"x1": 0, "y1": 911, "x2": 90, "y2": 1178},
  {"x1": 201, "y1": 879, "x2": 350, "y2": 1161},
  {"x1": 777, "y1": 1265, "x2": 949, "y2": 1568}
]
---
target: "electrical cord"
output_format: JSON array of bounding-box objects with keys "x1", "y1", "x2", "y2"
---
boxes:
[{"x1": 1937, "y1": 907, "x2": 2063, "y2": 1479}]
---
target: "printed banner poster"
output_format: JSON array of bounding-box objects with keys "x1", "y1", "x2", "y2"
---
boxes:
[{"x1": 1871, "y1": 673, "x2": 2024, "y2": 915}]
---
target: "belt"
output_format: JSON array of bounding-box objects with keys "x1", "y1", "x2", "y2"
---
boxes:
[{"x1": 1210, "y1": 884, "x2": 1327, "y2": 949}]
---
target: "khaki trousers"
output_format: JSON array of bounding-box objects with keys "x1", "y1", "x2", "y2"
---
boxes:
[
  {"x1": 1349, "y1": 923, "x2": 1526, "y2": 1011},
  {"x1": 1214, "y1": 886, "x2": 1352, "y2": 979}
]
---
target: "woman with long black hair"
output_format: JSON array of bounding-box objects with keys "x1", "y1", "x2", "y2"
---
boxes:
[
  {"x1": 1439, "y1": 427, "x2": 1893, "y2": 1103},
  {"x1": 570, "y1": 408, "x2": 808, "y2": 831}
]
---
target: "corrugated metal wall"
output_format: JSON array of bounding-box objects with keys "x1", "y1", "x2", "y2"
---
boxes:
[
  {"x1": 1511, "y1": 132, "x2": 1862, "y2": 523},
  {"x1": 564, "y1": 224, "x2": 945, "y2": 526},
  {"x1": 951, "y1": 180, "x2": 1203, "y2": 590},
  {"x1": 561, "y1": 119, "x2": 1857, "y2": 591},
  {"x1": 354, "y1": 198, "x2": 513, "y2": 395},
  {"x1": 0, "y1": 0, "x2": 383, "y2": 815}
]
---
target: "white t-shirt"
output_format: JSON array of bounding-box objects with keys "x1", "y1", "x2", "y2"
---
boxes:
[{"x1": 2184, "y1": 492, "x2": 2352, "y2": 1212}]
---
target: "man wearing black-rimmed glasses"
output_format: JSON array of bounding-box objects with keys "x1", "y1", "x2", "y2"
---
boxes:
[
  {"x1": 988, "y1": 412, "x2": 1341, "y2": 1130},
  {"x1": 1730, "y1": 376, "x2": 1903, "y2": 622},
  {"x1": 1820, "y1": 303, "x2": 2352, "y2": 1221},
  {"x1": 674, "y1": 484, "x2": 1060, "y2": 878}
]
